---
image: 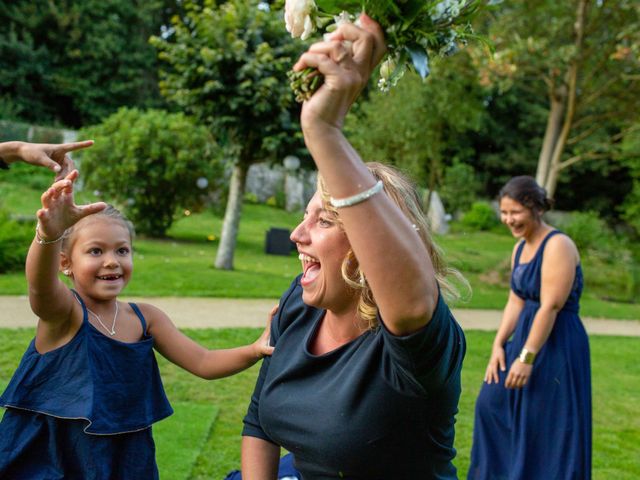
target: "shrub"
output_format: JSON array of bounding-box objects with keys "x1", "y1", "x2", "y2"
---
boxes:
[
  {"x1": 440, "y1": 160, "x2": 480, "y2": 217},
  {"x1": 79, "y1": 108, "x2": 222, "y2": 237},
  {"x1": 557, "y1": 211, "x2": 614, "y2": 253},
  {"x1": 461, "y1": 201, "x2": 500, "y2": 231},
  {"x1": 0, "y1": 211, "x2": 33, "y2": 273},
  {"x1": 244, "y1": 192, "x2": 259, "y2": 204}
]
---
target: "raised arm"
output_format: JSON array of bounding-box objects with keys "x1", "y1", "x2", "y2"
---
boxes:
[
  {"x1": 0, "y1": 140, "x2": 93, "y2": 179},
  {"x1": 26, "y1": 170, "x2": 106, "y2": 324},
  {"x1": 295, "y1": 16, "x2": 438, "y2": 335},
  {"x1": 146, "y1": 304, "x2": 275, "y2": 380},
  {"x1": 505, "y1": 235, "x2": 579, "y2": 389}
]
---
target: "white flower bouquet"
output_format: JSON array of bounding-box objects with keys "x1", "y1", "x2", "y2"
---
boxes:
[{"x1": 284, "y1": 0, "x2": 491, "y2": 102}]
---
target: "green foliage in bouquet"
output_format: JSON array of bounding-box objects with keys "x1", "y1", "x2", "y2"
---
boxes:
[{"x1": 285, "y1": 0, "x2": 495, "y2": 101}]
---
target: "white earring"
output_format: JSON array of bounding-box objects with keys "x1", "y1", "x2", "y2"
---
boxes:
[{"x1": 63, "y1": 269, "x2": 71, "y2": 276}]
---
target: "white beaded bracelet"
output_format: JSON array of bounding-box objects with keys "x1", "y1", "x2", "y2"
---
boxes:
[
  {"x1": 329, "y1": 180, "x2": 384, "y2": 209},
  {"x1": 35, "y1": 223, "x2": 67, "y2": 245}
]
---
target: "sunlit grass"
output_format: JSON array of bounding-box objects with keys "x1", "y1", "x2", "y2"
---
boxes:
[{"x1": 2, "y1": 329, "x2": 638, "y2": 479}]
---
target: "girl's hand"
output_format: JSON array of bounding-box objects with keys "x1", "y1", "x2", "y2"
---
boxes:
[
  {"x1": 36, "y1": 170, "x2": 107, "y2": 240},
  {"x1": 484, "y1": 344, "x2": 506, "y2": 384},
  {"x1": 505, "y1": 359, "x2": 533, "y2": 389},
  {"x1": 294, "y1": 13, "x2": 386, "y2": 131},
  {"x1": 252, "y1": 304, "x2": 278, "y2": 359}
]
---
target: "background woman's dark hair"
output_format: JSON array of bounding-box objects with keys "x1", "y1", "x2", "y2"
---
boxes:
[{"x1": 499, "y1": 176, "x2": 554, "y2": 212}]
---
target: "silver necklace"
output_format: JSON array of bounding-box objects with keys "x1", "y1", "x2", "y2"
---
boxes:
[{"x1": 86, "y1": 302, "x2": 119, "y2": 336}]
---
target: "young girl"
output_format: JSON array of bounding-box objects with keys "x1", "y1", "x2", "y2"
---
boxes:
[{"x1": 0, "y1": 170, "x2": 274, "y2": 479}]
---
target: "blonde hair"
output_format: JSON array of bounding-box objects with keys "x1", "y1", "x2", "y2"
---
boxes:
[{"x1": 318, "y1": 162, "x2": 468, "y2": 329}]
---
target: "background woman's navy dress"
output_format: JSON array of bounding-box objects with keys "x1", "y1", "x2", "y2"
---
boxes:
[{"x1": 468, "y1": 230, "x2": 591, "y2": 480}]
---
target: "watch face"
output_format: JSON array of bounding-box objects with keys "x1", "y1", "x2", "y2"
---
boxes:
[{"x1": 519, "y1": 350, "x2": 535, "y2": 364}]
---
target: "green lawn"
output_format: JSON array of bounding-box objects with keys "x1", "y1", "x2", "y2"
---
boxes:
[
  {"x1": 1, "y1": 172, "x2": 639, "y2": 319},
  {"x1": 1, "y1": 328, "x2": 638, "y2": 479}
]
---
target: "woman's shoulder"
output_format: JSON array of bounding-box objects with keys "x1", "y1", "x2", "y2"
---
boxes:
[
  {"x1": 543, "y1": 230, "x2": 580, "y2": 263},
  {"x1": 545, "y1": 230, "x2": 579, "y2": 254}
]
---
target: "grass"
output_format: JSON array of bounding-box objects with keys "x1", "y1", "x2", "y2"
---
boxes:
[
  {"x1": 155, "y1": 402, "x2": 219, "y2": 480},
  {"x1": 1, "y1": 328, "x2": 639, "y2": 479},
  {"x1": 1, "y1": 169, "x2": 639, "y2": 319}
]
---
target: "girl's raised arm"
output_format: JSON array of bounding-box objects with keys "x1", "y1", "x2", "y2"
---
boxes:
[{"x1": 26, "y1": 171, "x2": 106, "y2": 324}]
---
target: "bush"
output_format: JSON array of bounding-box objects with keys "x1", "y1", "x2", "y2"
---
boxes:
[
  {"x1": 79, "y1": 108, "x2": 223, "y2": 237},
  {"x1": 461, "y1": 201, "x2": 500, "y2": 231},
  {"x1": 440, "y1": 160, "x2": 480, "y2": 217},
  {"x1": 0, "y1": 211, "x2": 33, "y2": 273},
  {"x1": 556, "y1": 211, "x2": 615, "y2": 253}
]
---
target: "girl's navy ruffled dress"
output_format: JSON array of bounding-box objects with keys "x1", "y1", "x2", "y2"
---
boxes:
[
  {"x1": 0, "y1": 293, "x2": 173, "y2": 479},
  {"x1": 468, "y1": 230, "x2": 592, "y2": 479}
]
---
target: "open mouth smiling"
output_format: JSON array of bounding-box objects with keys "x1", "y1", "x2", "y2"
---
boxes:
[
  {"x1": 299, "y1": 253, "x2": 321, "y2": 286},
  {"x1": 96, "y1": 274, "x2": 123, "y2": 281}
]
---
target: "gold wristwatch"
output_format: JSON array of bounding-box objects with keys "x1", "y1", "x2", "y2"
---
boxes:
[{"x1": 518, "y1": 348, "x2": 536, "y2": 365}]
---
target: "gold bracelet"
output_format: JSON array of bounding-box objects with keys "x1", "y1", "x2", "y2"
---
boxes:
[
  {"x1": 35, "y1": 223, "x2": 67, "y2": 245},
  {"x1": 518, "y1": 347, "x2": 536, "y2": 365}
]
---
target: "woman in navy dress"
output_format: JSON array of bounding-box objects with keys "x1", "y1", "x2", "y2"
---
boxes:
[{"x1": 468, "y1": 176, "x2": 592, "y2": 479}]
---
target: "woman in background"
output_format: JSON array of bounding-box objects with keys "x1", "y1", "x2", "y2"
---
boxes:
[{"x1": 468, "y1": 175, "x2": 591, "y2": 479}]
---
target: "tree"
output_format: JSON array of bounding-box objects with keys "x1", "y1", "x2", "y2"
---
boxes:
[
  {"x1": 346, "y1": 55, "x2": 485, "y2": 201},
  {"x1": 151, "y1": 0, "x2": 303, "y2": 269},
  {"x1": 619, "y1": 124, "x2": 640, "y2": 234},
  {"x1": 475, "y1": 0, "x2": 640, "y2": 199},
  {"x1": 79, "y1": 108, "x2": 222, "y2": 237},
  {"x1": 0, "y1": 0, "x2": 171, "y2": 127}
]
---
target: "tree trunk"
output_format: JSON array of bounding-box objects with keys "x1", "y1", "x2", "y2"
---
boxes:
[
  {"x1": 535, "y1": 84, "x2": 566, "y2": 187},
  {"x1": 214, "y1": 162, "x2": 248, "y2": 270},
  {"x1": 542, "y1": 0, "x2": 589, "y2": 199}
]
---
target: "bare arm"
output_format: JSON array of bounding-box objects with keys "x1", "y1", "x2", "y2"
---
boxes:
[
  {"x1": 296, "y1": 16, "x2": 437, "y2": 335},
  {"x1": 0, "y1": 140, "x2": 93, "y2": 178},
  {"x1": 484, "y1": 244, "x2": 525, "y2": 383},
  {"x1": 505, "y1": 235, "x2": 579, "y2": 388},
  {"x1": 27, "y1": 172, "x2": 106, "y2": 325},
  {"x1": 484, "y1": 290, "x2": 524, "y2": 384},
  {"x1": 146, "y1": 304, "x2": 275, "y2": 380},
  {"x1": 241, "y1": 436, "x2": 280, "y2": 480}
]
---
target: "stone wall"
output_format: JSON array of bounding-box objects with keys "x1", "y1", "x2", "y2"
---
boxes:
[
  {"x1": 245, "y1": 162, "x2": 317, "y2": 212},
  {"x1": 0, "y1": 120, "x2": 76, "y2": 144}
]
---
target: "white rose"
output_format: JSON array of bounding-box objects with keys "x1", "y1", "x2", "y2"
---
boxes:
[
  {"x1": 379, "y1": 57, "x2": 397, "y2": 80},
  {"x1": 285, "y1": 0, "x2": 317, "y2": 40}
]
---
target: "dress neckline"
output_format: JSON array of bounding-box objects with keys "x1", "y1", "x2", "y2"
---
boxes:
[{"x1": 515, "y1": 229, "x2": 559, "y2": 266}]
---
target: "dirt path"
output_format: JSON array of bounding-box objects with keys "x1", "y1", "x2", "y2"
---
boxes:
[{"x1": 1, "y1": 295, "x2": 638, "y2": 336}]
